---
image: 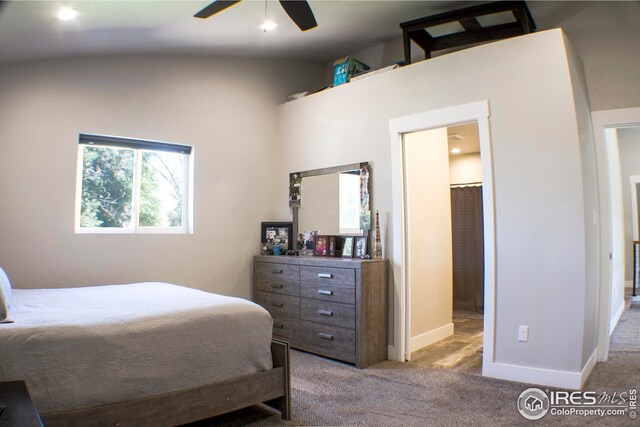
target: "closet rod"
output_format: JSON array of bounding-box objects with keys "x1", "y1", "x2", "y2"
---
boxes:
[{"x1": 450, "y1": 181, "x2": 482, "y2": 187}]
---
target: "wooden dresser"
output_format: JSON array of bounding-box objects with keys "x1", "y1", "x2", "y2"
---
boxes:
[{"x1": 253, "y1": 255, "x2": 388, "y2": 368}]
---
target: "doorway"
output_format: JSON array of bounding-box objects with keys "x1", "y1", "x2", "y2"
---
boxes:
[
  {"x1": 405, "y1": 122, "x2": 484, "y2": 373},
  {"x1": 389, "y1": 101, "x2": 497, "y2": 377}
]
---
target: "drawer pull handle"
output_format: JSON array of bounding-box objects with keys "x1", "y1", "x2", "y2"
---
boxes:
[
  {"x1": 318, "y1": 273, "x2": 333, "y2": 278},
  {"x1": 318, "y1": 290, "x2": 333, "y2": 296},
  {"x1": 272, "y1": 270, "x2": 283, "y2": 274},
  {"x1": 274, "y1": 324, "x2": 284, "y2": 329},
  {"x1": 319, "y1": 333, "x2": 334, "y2": 340},
  {"x1": 318, "y1": 309, "x2": 333, "y2": 316},
  {"x1": 272, "y1": 303, "x2": 284, "y2": 308},
  {"x1": 271, "y1": 284, "x2": 284, "y2": 289}
]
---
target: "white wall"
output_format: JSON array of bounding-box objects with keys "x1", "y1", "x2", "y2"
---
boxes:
[
  {"x1": 617, "y1": 127, "x2": 640, "y2": 282},
  {"x1": 562, "y1": 34, "x2": 600, "y2": 372},
  {"x1": 0, "y1": 56, "x2": 324, "y2": 299},
  {"x1": 277, "y1": 29, "x2": 595, "y2": 383},
  {"x1": 564, "y1": 1, "x2": 640, "y2": 111},
  {"x1": 449, "y1": 153, "x2": 482, "y2": 185},
  {"x1": 404, "y1": 128, "x2": 453, "y2": 349}
]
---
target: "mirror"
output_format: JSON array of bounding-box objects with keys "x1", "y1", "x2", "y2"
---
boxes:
[{"x1": 290, "y1": 163, "x2": 370, "y2": 239}]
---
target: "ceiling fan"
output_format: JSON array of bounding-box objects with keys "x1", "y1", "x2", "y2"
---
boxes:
[{"x1": 194, "y1": 0, "x2": 318, "y2": 31}]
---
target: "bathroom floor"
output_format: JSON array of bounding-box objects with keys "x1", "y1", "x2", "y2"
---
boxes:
[{"x1": 410, "y1": 310, "x2": 483, "y2": 374}]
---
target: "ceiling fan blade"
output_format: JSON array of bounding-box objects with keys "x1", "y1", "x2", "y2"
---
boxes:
[
  {"x1": 279, "y1": 0, "x2": 317, "y2": 31},
  {"x1": 194, "y1": 0, "x2": 242, "y2": 19}
]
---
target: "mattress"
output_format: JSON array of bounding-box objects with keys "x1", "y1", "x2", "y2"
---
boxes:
[{"x1": 0, "y1": 282, "x2": 273, "y2": 414}]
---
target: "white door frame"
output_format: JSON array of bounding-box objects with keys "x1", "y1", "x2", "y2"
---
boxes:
[
  {"x1": 629, "y1": 176, "x2": 640, "y2": 241},
  {"x1": 592, "y1": 107, "x2": 640, "y2": 362},
  {"x1": 389, "y1": 100, "x2": 497, "y2": 373}
]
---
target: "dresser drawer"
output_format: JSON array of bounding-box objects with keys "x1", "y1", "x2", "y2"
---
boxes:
[
  {"x1": 255, "y1": 291, "x2": 300, "y2": 318},
  {"x1": 256, "y1": 278, "x2": 300, "y2": 296},
  {"x1": 271, "y1": 314, "x2": 300, "y2": 340},
  {"x1": 300, "y1": 266, "x2": 355, "y2": 286},
  {"x1": 255, "y1": 262, "x2": 299, "y2": 282},
  {"x1": 301, "y1": 321, "x2": 355, "y2": 354},
  {"x1": 301, "y1": 298, "x2": 355, "y2": 329},
  {"x1": 301, "y1": 282, "x2": 355, "y2": 304}
]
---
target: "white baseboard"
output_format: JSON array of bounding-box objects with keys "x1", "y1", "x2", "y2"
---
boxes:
[
  {"x1": 410, "y1": 323, "x2": 454, "y2": 353},
  {"x1": 483, "y1": 355, "x2": 594, "y2": 390},
  {"x1": 580, "y1": 349, "x2": 598, "y2": 389},
  {"x1": 609, "y1": 299, "x2": 625, "y2": 336}
]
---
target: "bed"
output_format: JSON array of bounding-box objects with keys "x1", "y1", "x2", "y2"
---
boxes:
[{"x1": 0, "y1": 277, "x2": 290, "y2": 426}]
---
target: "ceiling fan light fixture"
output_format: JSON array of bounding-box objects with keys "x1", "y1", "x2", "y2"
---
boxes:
[
  {"x1": 57, "y1": 7, "x2": 79, "y2": 21},
  {"x1": 194, "y1": 1, "x2": 316, "y2": 32},
  {"x1": 259, "y1": 20, "x2": 278, "y2": 32}
]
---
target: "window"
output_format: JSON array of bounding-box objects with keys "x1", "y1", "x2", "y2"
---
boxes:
[{"x1": 75, "y1": 134, "x2": 193, "y2": 233}]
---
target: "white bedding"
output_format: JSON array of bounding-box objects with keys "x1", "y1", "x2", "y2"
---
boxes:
[{"x1": 0, "y1": 282, "x2": 273, "y2": 413}]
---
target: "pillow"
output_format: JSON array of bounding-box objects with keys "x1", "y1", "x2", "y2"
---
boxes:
[{"x1": 0, "y1": 266, "x2": 12, "y2": 321}]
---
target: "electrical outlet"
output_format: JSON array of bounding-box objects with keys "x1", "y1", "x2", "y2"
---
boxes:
[{"x1": 518, "y1": 325, "x2": 529, "y2": 342}]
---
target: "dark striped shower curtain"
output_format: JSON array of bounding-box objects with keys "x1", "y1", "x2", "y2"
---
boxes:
[{"x1": 450, "y1": 185, "x2": 484, "y2": 313}]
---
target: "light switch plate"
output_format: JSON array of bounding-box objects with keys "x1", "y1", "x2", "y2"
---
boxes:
[{"x1": 518, "y1": 325, "x2": 529, "y2": 342}]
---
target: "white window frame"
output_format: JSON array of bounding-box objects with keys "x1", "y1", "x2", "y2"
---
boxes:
[{"x1": 74, "y1": 135, "x2": 194, "y2": 234}]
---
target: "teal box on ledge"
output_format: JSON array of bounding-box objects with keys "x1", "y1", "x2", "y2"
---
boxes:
[{"x1": 333, "y1": 56, "x2": 370, "y2": 86}]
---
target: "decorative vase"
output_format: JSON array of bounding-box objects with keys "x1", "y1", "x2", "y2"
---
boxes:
[{"x1": 374, "y1": 210, "x2": 382, "y2": 259}]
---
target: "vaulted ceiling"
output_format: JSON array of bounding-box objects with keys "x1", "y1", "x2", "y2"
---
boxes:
[{"x1": 0, "y1": 1, "x2": 637, "y2": 65}]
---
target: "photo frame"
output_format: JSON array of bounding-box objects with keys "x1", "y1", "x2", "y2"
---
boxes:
[
  {"x1": 298, "y1": 230, "x2": 318, "y2": 256},
  {"x1": 261, "y1": 222, "x2": 293, "y2": 254},
  {"x1": 354, "y1": 236, "x2": 368, "y2": 258},
  {"x1": 314, "y1": 235, "x2": 328, "y2": 256},
  {"x1": 328, "y1": 236, "x2": 343, "y2": 257},
  {"x1": 341, "y1": 236, "x2": 354, "y2": 258}
]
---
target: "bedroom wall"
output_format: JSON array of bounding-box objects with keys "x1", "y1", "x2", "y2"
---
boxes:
[
  {"x1": 277, "y1": 29, "x2": 595, "y2": 383},
  {"x1": 0, "y1": 55, "x2": 324, "y2": 299},
  {"x1": 562, "y1": 34, "x2": 599, "y2": 371}
]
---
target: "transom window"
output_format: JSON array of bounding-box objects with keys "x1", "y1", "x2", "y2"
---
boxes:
[{"x1": 75, "y1": 134, "x2": 193, "y2": 233}]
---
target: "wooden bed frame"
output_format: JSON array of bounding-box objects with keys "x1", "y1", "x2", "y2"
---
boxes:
[{"x1": 40, "y1": 340, "x2": 290, "y2": 427}]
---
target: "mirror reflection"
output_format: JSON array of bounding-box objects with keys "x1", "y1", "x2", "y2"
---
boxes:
[{"x1": 298, "y1": 169, "x2": 363, "y2": 236}]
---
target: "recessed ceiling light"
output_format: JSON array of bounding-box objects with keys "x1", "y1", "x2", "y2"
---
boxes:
[
  {"x1": 57, "y1": 7, "x2": 79, "y2": 21},
  {"x1": 259, "y1": 20, "x2": 278, "y2": 32},
  {"x1": 450, "y1": 148, "x2": 462, "y2": 154}
]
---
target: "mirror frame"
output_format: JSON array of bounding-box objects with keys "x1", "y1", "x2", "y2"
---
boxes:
[{"x1": 290, "y1": 162, "x2": 370, "y2": 240}]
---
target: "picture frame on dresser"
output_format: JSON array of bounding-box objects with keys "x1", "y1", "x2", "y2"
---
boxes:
[
  {"x1": 313, "y1": 235, "x2": 328, "y2": 256},
  {"x1": 328, "y1": 236, "x2": 338, "y2": 257},
  {"x1": 261, "y1": 222, "x2": 293, "y2": 252},
  {"x1": 341, "y1": 236, "x2": 354, "y2": 258},
  {"x1": 354, "y1": 236, "x2": 367, "y2": 258}
]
